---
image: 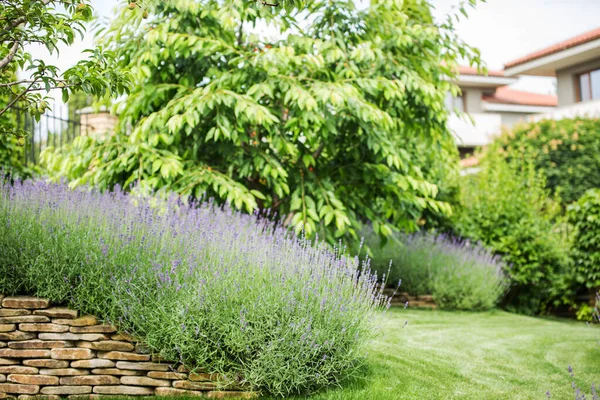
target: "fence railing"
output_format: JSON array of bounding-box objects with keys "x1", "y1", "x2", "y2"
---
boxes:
[{"x1": 12, "y1": 105, "x2": 91, "y2": 166}]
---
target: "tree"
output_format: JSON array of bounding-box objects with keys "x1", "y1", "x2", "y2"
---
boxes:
[
  {"x1": 43, "y1": 0, "x2": 482, "y2": 244},
  {"x1": 0, "y1": 0, "x2": 131, "y2": 137}
]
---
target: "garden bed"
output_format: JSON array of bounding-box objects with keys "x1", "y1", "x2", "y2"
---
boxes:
[{"x1": 0, "y1": 179, "x2": 388, "y2": 396}]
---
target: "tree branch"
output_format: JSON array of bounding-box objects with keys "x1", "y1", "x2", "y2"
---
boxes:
[
  {"x1": 0, "y1": 41, "x2": 19, "y2": 70},
  {"x1": 0, "y1": 81, "x2": 36, "y2": 119},
  {"x1": 237, "y1": 22, "x2": 243, "y2": 46},
  {"x1": 249, "y1": 0, "x2": 280, "y2": 6},
  {"x1": 0, "y1": 79, "x2": 37, "y2": 88},
  {"x1": 312, "y1": 142, "x2": 325, "y2": 160}
]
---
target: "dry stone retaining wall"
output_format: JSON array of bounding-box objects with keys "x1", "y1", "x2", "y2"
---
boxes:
[
  {"x1": 382, "y1": 289, "x2": 436, "y2": 309},
  {"x1": 0, "y1": 295, "x2": 257, "y2": 399}
]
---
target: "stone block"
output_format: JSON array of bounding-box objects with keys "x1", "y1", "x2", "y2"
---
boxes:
[
  {"x1": 40, "y1": 387, "x2": 91, "y2": 396},
  {"x1": 50, "y1": 349, "x2": 94, "y2": 361},
  {"x1": 173, "y1": 381, "x2": 217, "y2": 391},
  {"x1": 0, "y1": 350, "x2": 50, "y2": 359},
  {"x1": 92, "y1": 386, "x2": 154, "y2": 396},
  {"x1": 0, "y1": 369, "x2": 38, "y2": 376},
  {"x1": 0, "y1": 318, "x2": 48, "y2": 325},
  {"x1": 0, "y1": 376, "x2": 4, "y2": 383},
  {"x1": 0, "y1": 327, "x2": 15, "y2": 334},
  {"x1": 154, "y1": 387, "x2": 205, "y2": 397},
  {"x1": 9, "y1": 342, "x2": 71, "y2": 350},
  {"x1": 90, "y1": 369, "x2": 142, "y2": 376},
  {"x1": 33, "y1": 309, "x2": 77, "y2": 320},
  {"x1": 114, "y1": 362, "x2": 169, "y2": 372},
  {"x1": 22, "y1": 361, "x2": 69, "y2": 369},
  {"x1": 0, "y1": 333, "x2": 36, "y2": 342},
  {"x1": 60, "y1": 376, "x2": 119, "y2": 386},
  {"x1": 37, "y1": 334, "x2": 108, "y2": 342},
  {"x1": 38, "y1": 370, "x2": 87, "y2": 377},
  {"x1": 0, "y1": 311, "x2": 29, "y2": 318},
  {"x1": 70, "y1": 326, "x2": 115, "y2": 334},
  {"x1": 18, "y1": 395, "x2": 61, "y2": 400},
  {"x1": 1, "y1": 298, "x2": 49, "y2": 310},
  {"x1": 19, "y1": 325, "x2": 68, "y2": 334},
  {"x1": 0, "y1": 361, "x2": 18, "y2": 367},
  {"x1": 151, "y1": 355, "x2": 175, "y2": 364},
  {"x1": 97, "y1": 352, "x2": 149, "y2": 362},
  {"x1": 70, "y1": 360, "x2": 114, "y2": 369},
  {"x1": 147, "y1": 371, "x2": 187, "y2": 380},
  {"x1": 120, "y1": 376, "x2": 170, "y2": 387},
  {"x1": 76, "y1": 342, "x2": 133, "y2": 352},
  {"x1": 0, "y1": 384, "x2": 39, "y2": 395},
  {"x1": 51, "y1": 317, "x2": 96, "y2": 327},
  {"x1": 109, "y1": 334, "x2": 137, "y2": 342},
  {"x1": 7, "y1": 375, "x2": 58, "y2": 386},
  {"x1": 189, "y1": 373, "x2": 223, "y2": 382}
]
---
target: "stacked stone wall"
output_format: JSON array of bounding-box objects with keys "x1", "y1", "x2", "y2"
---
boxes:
[{"x1": 0, "y1": 295, "x2": 257, "y2": 399}]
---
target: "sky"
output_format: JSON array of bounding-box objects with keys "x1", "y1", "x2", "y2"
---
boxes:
[{"x1": 28, "y1": 0, "x2": 600, "y2": 100}]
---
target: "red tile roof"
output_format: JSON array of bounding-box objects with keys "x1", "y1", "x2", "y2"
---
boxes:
[
  {"x1": 505, "y1": 27, "x2": 600, "y2": 68},
  {"x1": 483, "y1": 87, "x2": 557, "y2": 107},
  {"x1": 458, "y1": 66, "x2": 505, "y2": 77}
]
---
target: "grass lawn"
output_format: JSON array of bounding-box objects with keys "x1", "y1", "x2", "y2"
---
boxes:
[{"x1": 277, "y1": 308, "x2": 599, "y2": 400}]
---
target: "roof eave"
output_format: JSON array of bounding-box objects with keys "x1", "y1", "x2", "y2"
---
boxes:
[
  {"x1": 482, "y1": 102, "x2": 556, "y2": 113},
  {"x1": 456, "y1": 75, "x2": 518, "y2": 88},
  {"x1": 504, "y1": 37, "x2": 600, "y2": 77}
]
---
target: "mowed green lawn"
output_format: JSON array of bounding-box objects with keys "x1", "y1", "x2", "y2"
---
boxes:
[{"x1": 278, "y1": 308, "x2": 599, "y2": 400}]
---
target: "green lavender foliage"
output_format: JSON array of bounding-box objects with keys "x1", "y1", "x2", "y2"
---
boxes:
[
  {"x1": 364, "y1": 230, "x2": 507, "y2": 311},
  {"x1": 0, "y1": 178, "x2": 389, "y2": 396}
]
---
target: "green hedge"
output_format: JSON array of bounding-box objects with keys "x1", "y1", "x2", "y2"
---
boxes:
[
  {"x1": 490, "y1": 117, "x2": 600, "y2": 205},
  {"x1": 569, "y1": 189, "x2": 600, "y2": 291},
  {"x1": 453, "y1": 154, "x2": 571, "y2": 314}
]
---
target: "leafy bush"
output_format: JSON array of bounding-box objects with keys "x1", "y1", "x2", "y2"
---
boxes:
[
  {"x1": 0, "y1": 178, "x2": 389, "y2": 396},
  {"x1": 453, "y1": 154, "x2": 571, "y2": 314},
  {"x1": 364, "y1": 231, "x2": 507, "y2": 311},
  {"x1": 490, "y1": 117, "x2": 600, "y2": 205},
  {"x1": 569, "y1": 189, "x2": 600, "y2": 291}
]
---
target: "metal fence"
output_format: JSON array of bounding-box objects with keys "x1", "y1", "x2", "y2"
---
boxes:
[{"x1": 12, "y1": 105, "x2": 91, "y2": 166}]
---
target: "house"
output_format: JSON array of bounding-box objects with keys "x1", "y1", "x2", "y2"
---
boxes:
[
  {"x1": 448, "y1": 66, "x2": 557, "y2": 157},
  {"x1": 504, "y1": 27, "x2": 600, "y2": 121}
]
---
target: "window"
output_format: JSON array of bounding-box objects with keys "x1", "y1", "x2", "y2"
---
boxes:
[
  {"x1": 445, "y1": 92, "x2": 465, "y2": 112},
  {"x1": 578, "y1": 68, "x2": 600, "y2": 102}
]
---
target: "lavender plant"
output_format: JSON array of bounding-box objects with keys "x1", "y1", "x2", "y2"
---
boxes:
[
  {"x1": 0, "y1": 178, "x2": 390, "y2": 396},
  {"x1": 365, "y1": 231, "x2": 507, "y2": 310}
]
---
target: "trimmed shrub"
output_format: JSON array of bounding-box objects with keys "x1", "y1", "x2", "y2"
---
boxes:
[
  {"x1": 569, "y1": 189, "x2": 600, "y2": 291},
  {"x1": 0, "y1": 178, "x2": 389, "y2": 396},
  {"x1": 490, "y1": 117, "x2": 600, "y2": 205},
  {"x1": 453, "y1": 154, "x2": 571, "y2": 314},
  {"x1": 365, "y1": 231, "x2": 507, "y2": 311}
]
